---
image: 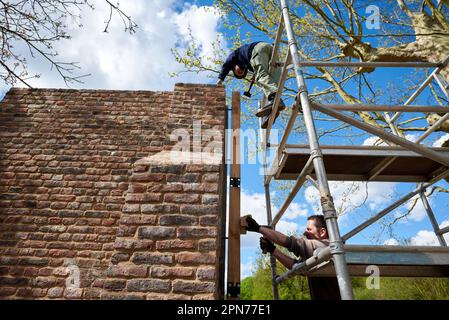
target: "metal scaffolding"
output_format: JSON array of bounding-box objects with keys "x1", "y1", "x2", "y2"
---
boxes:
[{"x1": 259, "y1": 0, "x2": 449, "y2": 300}]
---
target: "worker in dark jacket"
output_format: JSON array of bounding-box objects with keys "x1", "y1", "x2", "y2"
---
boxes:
[
  {"x1": 242, "y1": 214, "x2": 342, "y2": 300},
  {"x1": 216, "y1": 42, "x2": 285, "y2": 129}
]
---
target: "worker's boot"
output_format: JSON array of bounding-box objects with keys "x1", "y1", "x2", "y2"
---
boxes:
[
  {"x1": 260, "y1": 110, "x2": 281, "y2": 129},
  {"x1": 255, "y1": 93, "x2": 285, "y2": 117}
]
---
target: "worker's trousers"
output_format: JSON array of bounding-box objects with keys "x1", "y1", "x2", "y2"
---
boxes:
[{"x1": 250, "y1": 42, "x2": 281, "y2": 99}]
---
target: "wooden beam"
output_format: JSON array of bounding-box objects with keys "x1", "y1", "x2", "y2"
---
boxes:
[{"x1": 227, "y1": 92, "x2": 241, "y2": 299}]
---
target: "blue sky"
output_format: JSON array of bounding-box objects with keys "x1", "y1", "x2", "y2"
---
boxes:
[{"x1": 1, "y1": 0, "x2": 448, "y2": 280}]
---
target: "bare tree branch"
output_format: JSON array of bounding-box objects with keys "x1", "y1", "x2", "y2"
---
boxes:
[{"x1": 0, "y1": 0, "x2": 137, "y2": 87}]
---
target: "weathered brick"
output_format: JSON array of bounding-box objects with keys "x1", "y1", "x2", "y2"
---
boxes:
[
  {"x1": 160, "y1": 184, "x2": 183, "y2": 192},
  {"x1": 177, "y1": 252, "x2": 215, "y2": 265},
  {"x1": 203, "y1": 173, "x2": 219, "y2": 182},
  {"x1": 18, "y1": 257, "x2": 49, "y2": 266},
  {"x1": 83, "y1": 288, "x2": 102, "y2": 299},
  {"x1": 120, "y1": 215, "x2": 156, "y2": 225},
  {"x1": 9, "y1": 154, "x2": 32, "y2": 161},
  {"x1": 141, "y1": 204, "x2": 179, "y2": 214},
  {"x1": 181, "y1": 205, "x2": 218, "y2": 215},
  {"x1": 130, "y1": 173, "x2": 165, "y2": 182},
  {"x1": 0, "y1": 277, "x2": 29, "y2": 286},
  {"x1": 47, "y1": 287, "x2": 64, "y2": 298},
  {"x1": 167, "y1": 173, "x2": 200, "y2": 183},
  {"x1": 138, "y1": 227, "x2": 175, "y2": 239},
  {"x1": 151, "y1": 267, "x2": 194, "y2": 279},
  {"x1": 173, "y1": 280, "x2": 215, "y2": 294},
  {"x1": 198, "y1": 239, "x2": 216, "y2": 251},
  {"x1": 85, "y1": 211, "x2": 110, "y2": 218},
  {"x1": 127, "y1": 279, "x2": 171, "y2": 293},
  {"x1": 164, "y1": 193, "x2": 199, "y2": 204},
  {"x1": 199, "y1": 215, "x2": 218, "y2": 226},
  {"x1": 151, "y1": 165, "x2": 185, "y2": 174},
  {"x1": 31, "y1": 288, "x2": 47, "y2": 297},
  {"x1": 49, "y1": 195, "x2": 76, "y2": 202},
  {"x1": 102, "y1": 293, "x2": 146, "y2": 300},
  {"x1": 116, "y1": 226, "x2": 137, "y2": 237},
  {"x1": 186, "y1": 164, "x2": 220, "y2": 172},
  {"x1": 31, "y1": 276, "x2": 57, "y2": 288},
  {"x1": 122, "y1": 204, "x2": 140, "y2": 213},
  {"x1": 202, "y1": 194, "x2": 219, "y2": 205},
  {"x1": 128, "y1": 183, "x2": 147, "y2": 193},
  {"x1": 159, "y1": 215, "x2": 197, "y2": 226},
  {"x1": 197, "y1": 268, "x2": 215, "y2": 281},
  {"x1": 0, "y1": 287, "x2": 16, "y2": 297},
  {"x1": 177, "y1": 227, "x2": 216, "y2": 238},
  {"x1": 132, "y1": 253, "x2": 173, "y2": 265},
  {"x1": 107, "y1": 265, "x2": 148, "y2": 278},
  {"x1": 156, "y1": 239, "x2": 196, "y2": 250},
  {"x1": 64, "y1": 288, "x2": 83, "y2": 299},
  {"x1": 104, "y1": 280, "x2": 126, "y2": 291},
  {"x1": 125, "y1": 193, "x2": 162, "y2": 203},
  {"x1": 111, "y1": 253, "x2": 130, "y2": 264}
]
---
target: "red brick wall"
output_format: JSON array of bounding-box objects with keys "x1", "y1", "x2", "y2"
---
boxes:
[{"x1": 0, "y1": 83, "x2": 226, "y2": 299}]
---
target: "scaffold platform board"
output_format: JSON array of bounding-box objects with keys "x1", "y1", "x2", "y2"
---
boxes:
[
  {"x1": 309, "y1": 245, "x2": 449, "y2": 277},
  {"x1": 276, "y1": 145, "x2": 449, "y2": 182}
]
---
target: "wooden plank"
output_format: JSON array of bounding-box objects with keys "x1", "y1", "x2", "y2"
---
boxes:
[
  {"x1": 309, "y1": 245, "x2": 449, "y2": 277},
  {"x1": 227, "y1": 92, "x2": 241, "y2": 299},
  {"x1": 277, "y1": 144, "x2": 449, "y2": 182},
  {"x1": 312, "y1": 264, "x2": 449, "y2": 277}
]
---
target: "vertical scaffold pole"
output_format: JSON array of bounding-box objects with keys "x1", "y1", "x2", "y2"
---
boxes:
[
  {"x1": 279, "y1": 0, "x2": 354, "y2": 300},
  {"x1": 227, "y1": 92, "x2": 241, "y2": 299},
  {"x1": 419, "y1": 189, "x2": 447, "y2": 247},
  {"x1": 264, "y1": 184, "x2": 280, "y2": 300}
]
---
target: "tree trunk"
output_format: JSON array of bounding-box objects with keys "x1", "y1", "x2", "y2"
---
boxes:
[{"x1": 342, "y1": 11, "x2": 449, "y2": 82}]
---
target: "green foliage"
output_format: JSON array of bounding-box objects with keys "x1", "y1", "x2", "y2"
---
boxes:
[
  {"x1": 241, "y1": 253, "x2": 311, "y2": 300},
  {"x1": 242, "y1": 259, "x2": 449, "y2": 300},
  {"x1": 353, "y1": 277, "x2": 449, "y2": 300}
]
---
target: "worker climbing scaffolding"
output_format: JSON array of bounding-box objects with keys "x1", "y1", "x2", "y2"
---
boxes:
[{"x1": 217, "y1": 41, "x2": 286, "y2": 129}]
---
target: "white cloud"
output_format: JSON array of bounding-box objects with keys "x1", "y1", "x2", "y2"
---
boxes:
[
  {"x1": 284, "y1": 202, "x2": 309, "y2": 220},
  {"x1": 305, "y1": 181, "x2": 397, "y2": 217},
  {"x1": 11, "y1": 1, "x2": 225, "y2": 90},
  {"x1": 410, "y1": 220, "x2": 449, "y2": 245},
  {"x1": 433, "y1": 134, "x2": 449, "y2": 147},
  {"x1": 363, "y1": 133, "x2": 421, "y2": 147},
  {"x1": 241, "y1": 259, "x2": 255, "y2": 279},
  {"x1": 174, "y1": 4, "x2": 224, "y2": 61},
  {"x1": 277, "y1": 220, "x2": 301, "y2": 235},
  {"x1": 383, "y1": 238, "x2": 399, "y2": 245},
  {"x1": 405, "y1": 134, "x2": 419, "y2": 142},
  {"x1": 410, "y1": 230, "x2": 439, "y2": 245},
  {"x1": 363, "y1": 136, "x2": 387, "y2": 146},
  {"x1": 404, "y1": 194, "x2": 429, "y2": 222}
]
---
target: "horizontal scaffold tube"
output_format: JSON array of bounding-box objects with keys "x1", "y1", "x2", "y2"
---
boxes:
[
  {"x1": 275, "y1": 247, "x2": 331, "y2": 284},
  {"x1": 311, "y1": 103, "x2": 449, "y2": 168},
  {"x1": 311, "y1": 103, "x2": 449, "y2": 113},
  {"x1": 294, "y1": 61, "x2": 438, "y2": 68}
]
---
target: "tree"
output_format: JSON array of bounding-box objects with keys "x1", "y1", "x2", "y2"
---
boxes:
[{"x1": 0, "y1": 0, "x2": 136, "y2": 87}]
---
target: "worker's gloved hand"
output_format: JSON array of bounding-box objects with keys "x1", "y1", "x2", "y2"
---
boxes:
[
  {"x1": 216, "y1": 79, "x2": 223, "y2": 86},
  {"x1": 260, "y1": 237, "x2": 275, "y2": 254},
  {"x1": 245, "y1": 215, "x2": 261, "y2": 232}
]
